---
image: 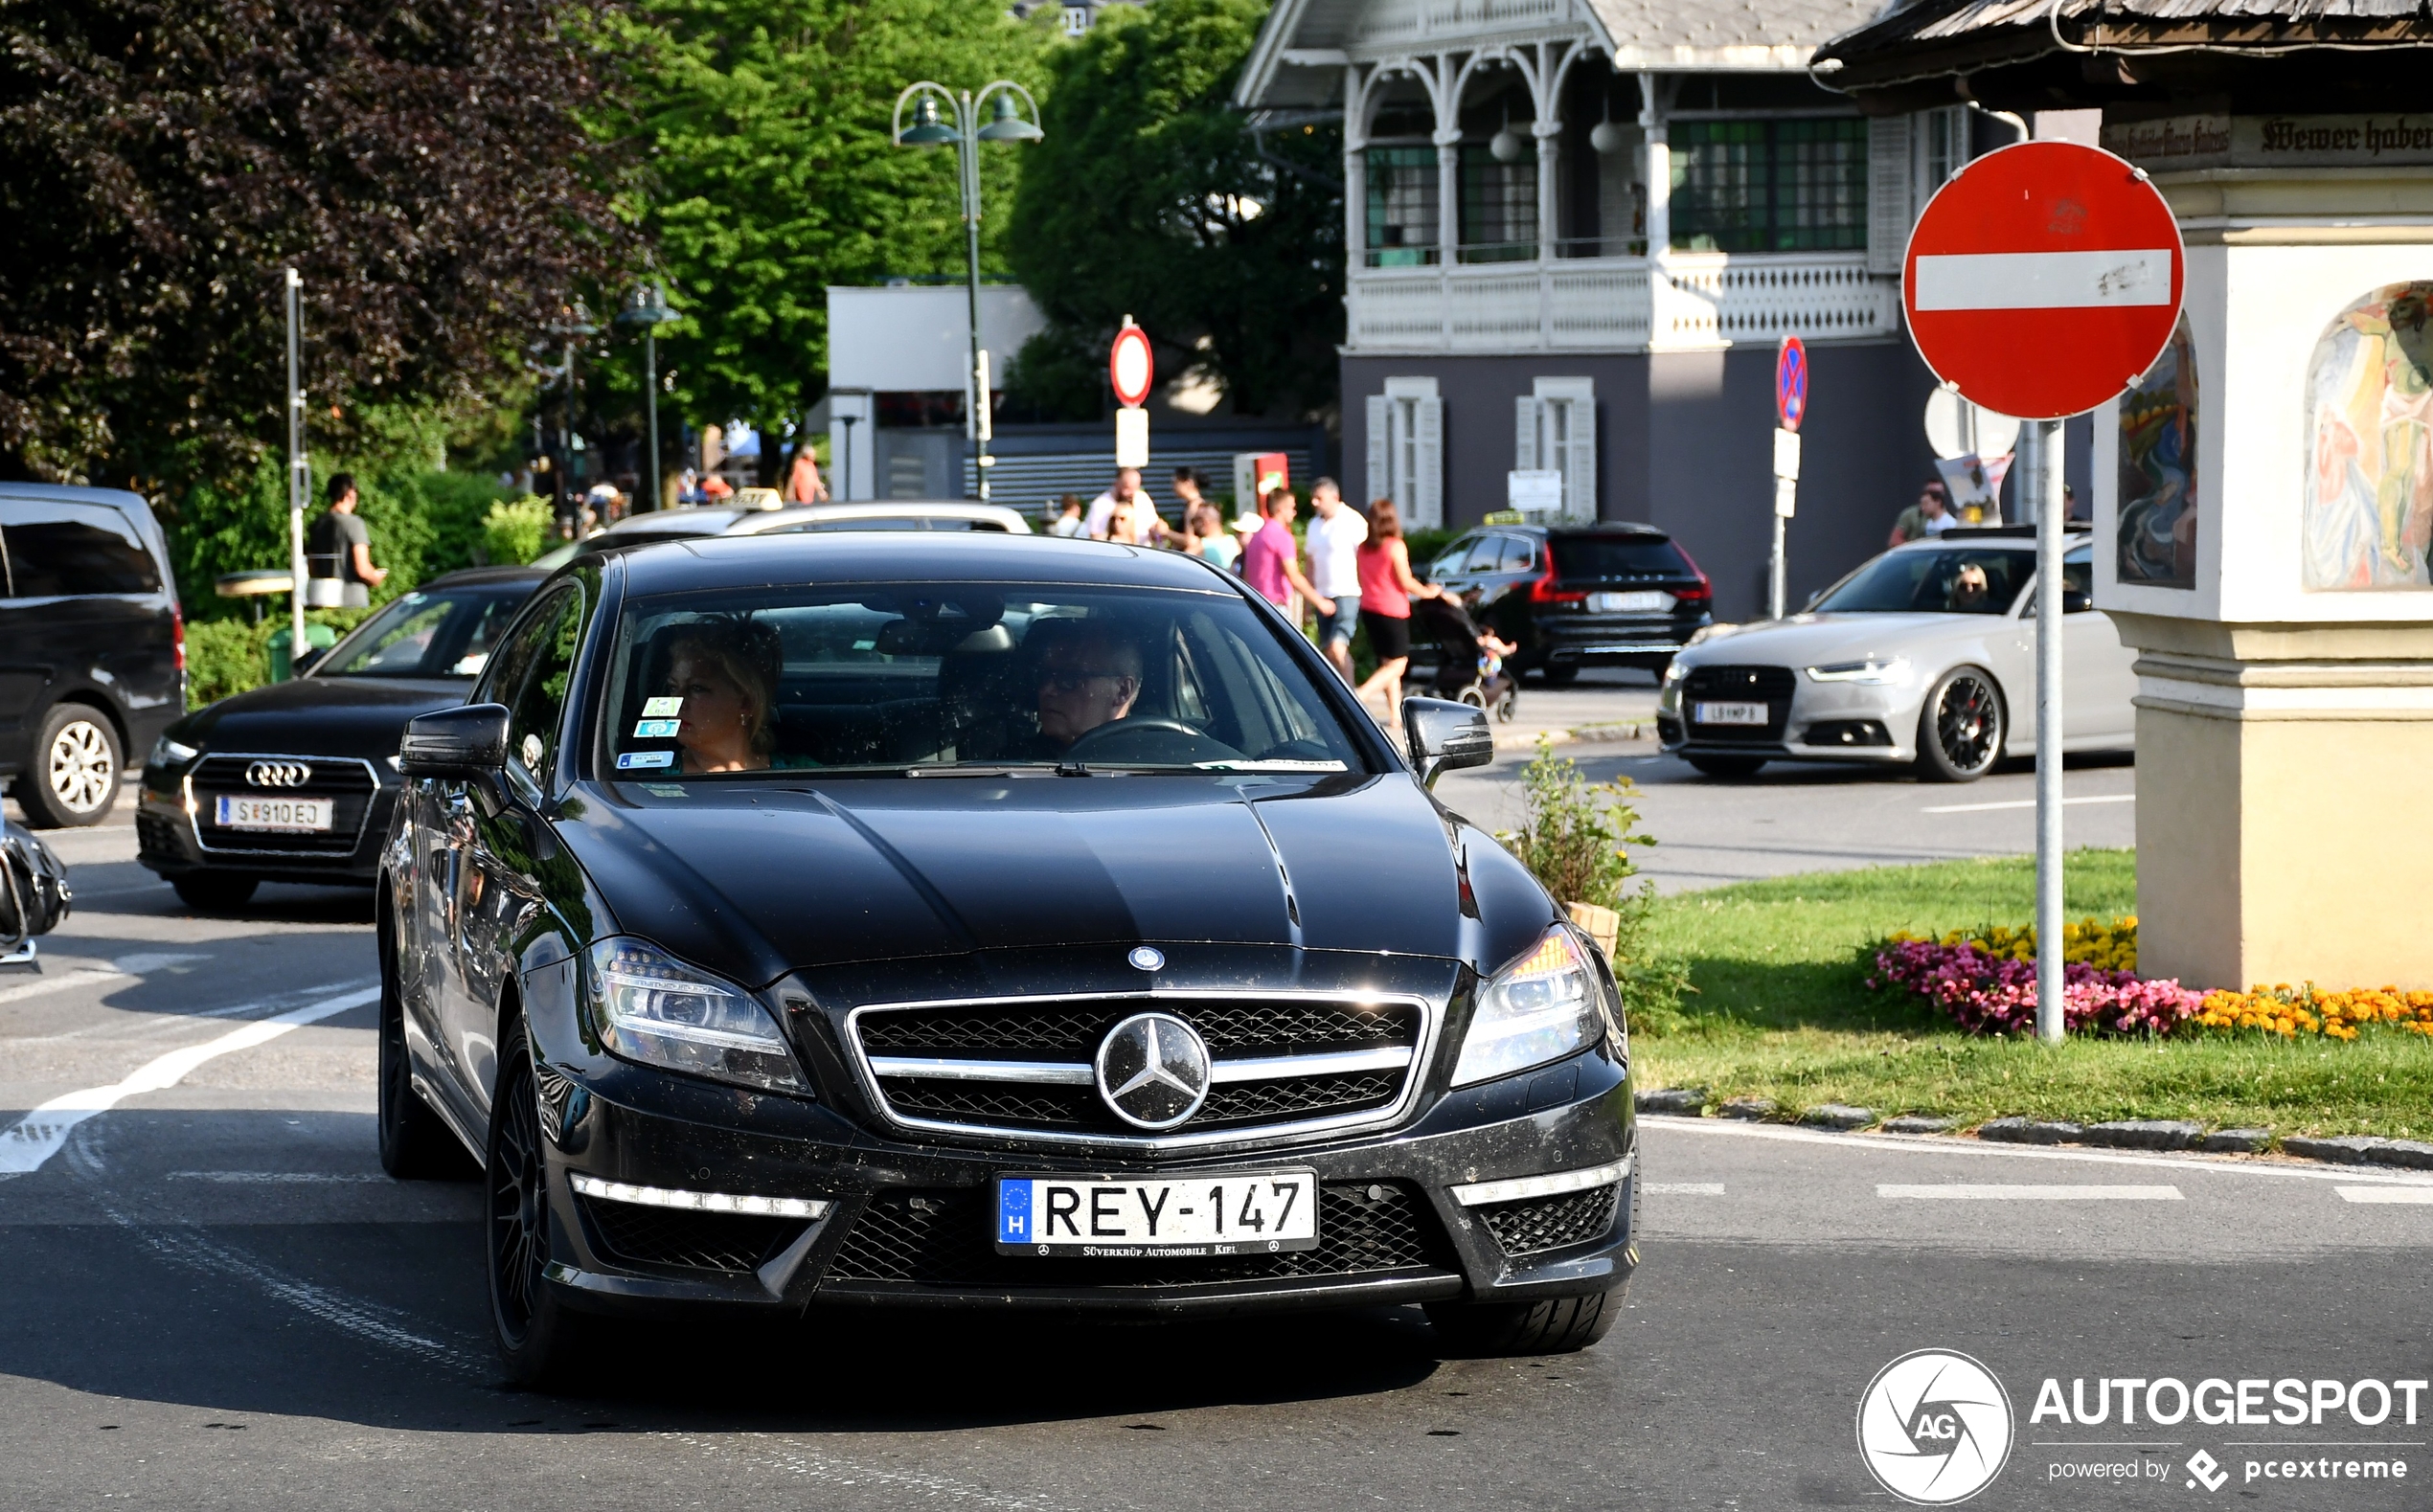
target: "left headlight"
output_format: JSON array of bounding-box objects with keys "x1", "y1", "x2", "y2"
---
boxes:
[
  {"x1": 584, "y1": 937, "x2": 810, "y2": 1096},
  {"x1": 1805, "y1": 656, "x2": 1910, "y2": 685},
  {"x1": 1452, "y1": 926, "x2": 1609, "y2": 1087},
  {"x1": 149, "y1": 734, "x2": 200, "y2": 768}
]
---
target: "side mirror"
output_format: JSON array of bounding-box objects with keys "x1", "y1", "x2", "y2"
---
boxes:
[
  {"x1": 1403, "y1": 696, "x2": 1495, "y2": 789},
  {"x1": 2062, "y1": 588, "x2": 2094, "y2": 614},
  {"x1": 292, "y1": 645, "x2": 327, "y2": 674},
  {"x1": 399, "y1": 704, "x2": 512, "y2": 779}
]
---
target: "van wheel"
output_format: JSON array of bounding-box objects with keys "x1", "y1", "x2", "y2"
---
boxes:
[
  {"x1": 1425, "y1": 1287, "x2": 1623, "y2": 1356},
  {"x1": 16, "y1": 704, "x2": 120, "y2": 827},
  {"x1": 172, "y1": 873, "x2": 259, "y2": 911}
]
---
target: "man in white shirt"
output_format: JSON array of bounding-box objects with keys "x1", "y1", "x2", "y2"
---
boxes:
[
  {"x1": 1303, "y1": 478, "x2": 1367, "y2": 679},
  {"x1": 1084, "y1": 467, "x2": 1144, "y2": 541}
]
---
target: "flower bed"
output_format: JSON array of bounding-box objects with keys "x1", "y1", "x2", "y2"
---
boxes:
[{"x1": 1872, "y1": 918, "x2": 2433, "y2": 1042}]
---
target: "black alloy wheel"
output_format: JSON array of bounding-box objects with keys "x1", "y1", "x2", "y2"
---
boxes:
[
  {"x1": 487, "y1": 1025, "x2": 588, "y2": 1386},
  {"x1": 1917, "y1": 666, "x2": 2005, "y2": 782},
  {"x1": 377, "y1": 906, "x2": 471, "y2": 1180},
  {"x1": 171, "y1": 873, "x2": 259, "y2": 912}
]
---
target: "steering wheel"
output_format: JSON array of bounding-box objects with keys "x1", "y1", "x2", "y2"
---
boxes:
[{"x1": 1061, "y1": 717, "x2": 1220, "y2": 762}]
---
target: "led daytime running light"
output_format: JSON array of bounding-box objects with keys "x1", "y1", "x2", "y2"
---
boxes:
[
  {"x1": 570, "y1": 1173, "x2": 828, "y2": 1220},
  {"x1": 1451, "y1": 1157, "x2": 1633, "y2": 1207}
]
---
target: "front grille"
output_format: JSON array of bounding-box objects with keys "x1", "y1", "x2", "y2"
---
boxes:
[
  {"x1": 1680, "y1": 665, "x2": 1795, "y2": 742},
  {"x1": 1474, "y1": 1183, "x2": 1623, "y2": 1257},
  {"x1": 188, "y1": 755, "x2": 379, "y2": 855},
  {"x1": 822, "y1": 1180, "x2": 1455, "y2": 1291},
  {"x1": 852, "y1": 994, "x2": 1427, "y2": 1142},
  {"x1": 580, "y1": 1195, "x2": 809, "y2": 1274}
]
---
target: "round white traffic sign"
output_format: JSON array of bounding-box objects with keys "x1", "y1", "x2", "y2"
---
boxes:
[
  {"x1": 1109, "y1": 323, "x2": 1154, "y2": 410},
  {"x1": 1903, "y1": 141, "x2": 2184, "y2": 421}
]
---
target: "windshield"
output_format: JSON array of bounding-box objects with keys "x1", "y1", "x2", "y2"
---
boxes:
[
  {"x1": 1809, "y1": 547, "x2": 2035, "y2": 616},
  {"x1": 315, "y1": 585, "x2": 532, "y2": 678},
  {"x1": 600, "y1": 582, "x2": 1368, "y2": 777}
]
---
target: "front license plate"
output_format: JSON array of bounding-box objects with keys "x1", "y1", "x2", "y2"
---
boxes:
[
  {"x1": 214, "y1": 795, "x2": 333, "y2": 831},
  {"x1": 1591, "y1": 590, "x2": 1671, "y2": 613},
  {"x1": 994, "y1": 1169, "x2": 1319, "y2": 1256},
  {"x1": 1693, "y1": 701, "x2": 1770, "y2": 726}
]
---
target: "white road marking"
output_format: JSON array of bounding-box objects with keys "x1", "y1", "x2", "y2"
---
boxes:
[
  {"x1": 168, "y1": 1171, "x2": 391, "y2": 1184},
  {"x1": 1880, "y1": 1183, "x2": 2182, "y2": 1201},
  {"x1": 1645, "y1": 1115, "x2": 2433, "y2": 1186},
  {"x1": 0, "y1": 982, "x2": 377, "y2": 1174},
  {"x1": 2336, "y1": 1186, "x2": 2433, "y2": 1205},
  {"x1": 1911, "y1": 249, "x2": 2176, "y2": 310},
  {"x1": 1921, "y1": 794, "x2": 2135, "y2": 814},
  {"x1": 1646, "y1": 1182, "x2": 1726, "y2": 1195},
  {"x1": 0, "y1": 952, "x2": 209, "y2": 1006}
]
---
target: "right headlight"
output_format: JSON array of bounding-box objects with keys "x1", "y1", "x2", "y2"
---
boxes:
[
  {"x1": 1805, "y1": 656, "x2": 1911, "y2": 685},
  {"x1": 1452, "y1": 926, "x2": 1610, "y2": 1087},
  {"x1": 584, "y1": 937, "x2": 809, "y2": 1096}
]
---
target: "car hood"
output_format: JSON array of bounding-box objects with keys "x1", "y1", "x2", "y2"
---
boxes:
[
  {"x1": 178, "y1": 676, "x2": 469, "y2": 756},
  {"x1": 1684, "y1": 613, "x2": 2004, "y2": 669},
  {"x1": 562, "y1": 775, "x2": 1482, "y2": 984}
]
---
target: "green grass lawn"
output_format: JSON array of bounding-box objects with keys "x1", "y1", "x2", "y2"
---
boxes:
[{"x1": 1632, "y1": 849, "x2": 2433, "y2": 1140}]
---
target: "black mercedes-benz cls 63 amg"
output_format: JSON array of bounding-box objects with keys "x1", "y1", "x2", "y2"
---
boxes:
[{"x1": 379, "y1": 532, "x2": 1638, "y2": 1384}]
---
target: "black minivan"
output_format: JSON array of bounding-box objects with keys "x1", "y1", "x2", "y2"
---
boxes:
[
  {"x1": 1425, "y1": 522, "x2": 1712, "y2": 684},
  {"x1": 0, "y1": 485, "x2": 185, "y2": 826}
]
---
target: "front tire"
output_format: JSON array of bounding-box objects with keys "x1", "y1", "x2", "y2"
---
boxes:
[
  {"x1": 172, "y1": 873, "x2": 259, "y2": 911},
  {"x1": 1425, "y1": 1287, "x2": 1623, "y2": 1356},
  {"x1": 15, "y1": 704, "x2": 121, "y2": 827},
  {"x1": 488, "y1": 1022, "x2": 591, "y2": 1388},
  {"x1": 1915, "y1": 666, "x2": 2006, "y2": 782}
]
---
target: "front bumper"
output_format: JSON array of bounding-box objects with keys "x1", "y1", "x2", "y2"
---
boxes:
[
  {"x1": 1535, "y1": 613, "x2": 1706, "y2": 668},
  {"x1": 134, "y1": 766, "x2": 398, "y2": 886},
  {"x1": 534, "y1": 1047, "x2": 1637, "y2": 1320},
  {"x1": 1657, "y1": 674, "x2": 1922, "y2": 765}
]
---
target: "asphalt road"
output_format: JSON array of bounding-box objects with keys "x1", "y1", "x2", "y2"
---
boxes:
[
  {"x1": 1433, "y1": 669, "x2": 2138, "y2": 892},
  {"x1": 0, "y1": 804, "x2": 2421, "y2": 1511}
]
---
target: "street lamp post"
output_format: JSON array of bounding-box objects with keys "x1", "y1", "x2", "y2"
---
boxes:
[
  {"x1": 892, "y1": 81, "x2": 1044, "y2": 503},
  {"x1": 616, "y1": 284, "x2": 680, "y2": 512}
]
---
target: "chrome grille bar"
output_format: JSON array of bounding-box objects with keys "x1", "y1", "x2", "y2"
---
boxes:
[{"x1": 867, "y1": 1045, "x2": 1416, "y2": 1088}]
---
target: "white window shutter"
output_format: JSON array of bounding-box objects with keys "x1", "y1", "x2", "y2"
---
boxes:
[
  {"x1": 1867, "y1": 114, "x2": 1914, "y2": 278},
  {"x1": 1514, "y1": 395, "x2": 1539, "y2": 471},
  {"x1": 1366, "y1": 395, "x2": 1391, "y2": 508},
  {"x1": 1563, "y1": 399, "x2": 1597, "y2": 522},
  {"x1": 1414, "y1": 396, "x2": 1444, "y2": 529}
]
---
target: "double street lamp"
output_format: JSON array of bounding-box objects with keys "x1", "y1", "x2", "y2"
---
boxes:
[
  {"x1": 616, "y1": 283, "x2": 680, "y2": 512},
  {"x1": 891, "y1": 81, "x2": 1044, "y2": 502}
]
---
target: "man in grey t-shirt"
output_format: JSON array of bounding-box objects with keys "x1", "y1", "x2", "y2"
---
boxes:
[{"x1": 307, "y1": 473, "x2": 388, "y2": 607}]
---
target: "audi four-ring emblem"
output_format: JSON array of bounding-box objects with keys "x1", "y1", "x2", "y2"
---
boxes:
[{"x1": 246, "y1": 760, "x2": 313, "y2": 787}]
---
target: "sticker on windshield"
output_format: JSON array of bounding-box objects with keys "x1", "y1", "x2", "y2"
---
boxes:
[
  {"x1": 642, "y1": 783, "x2": 686, "y2": 798},
  {"x1": 642, "y1": 695, "x2": 683, "y2": 716},
  {"x1": 615, "y1": 751, "x2": 675, "y2": 770},
  {"x1": 632, "y1": 718, "x2": 680, "y2": 738}
]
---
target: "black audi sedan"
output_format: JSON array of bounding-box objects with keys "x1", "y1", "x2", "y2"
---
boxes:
[
  {"x1": 136, "y1": 567, "x2": 545, "y2": 909},
  {"x1": 1424, "y1": 522, "x2": 1713, "y2": 683},
  {"x1": 378, "y1": 533, "x2": 1638, "y2": 1383}
]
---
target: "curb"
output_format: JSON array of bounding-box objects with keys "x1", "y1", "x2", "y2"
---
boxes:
[
  {"x1": 1631, "y1": 1089, "x2": 2431, "y2": 1167},
  {"x1": 1489, "y1": 721, "x2": 1653, "y2": 753}
]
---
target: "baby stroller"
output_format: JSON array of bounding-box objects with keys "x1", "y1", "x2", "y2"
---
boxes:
[{"x1": 1410, "y1": 593, "x2": 1517, "y2": 723}]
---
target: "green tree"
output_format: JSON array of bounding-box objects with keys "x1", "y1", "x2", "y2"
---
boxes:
[
  {"x1": 617, "y1": 0, "x2": 1053, "y2": 470},
  {"x1": 1007, "y1": 0, "x2": 1342, "y2": 421}
]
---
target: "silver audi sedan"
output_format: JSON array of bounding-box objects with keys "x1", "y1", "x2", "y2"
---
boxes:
[{"x1": 1654, "y1": 529, "x2": 2137, "y2": 780}]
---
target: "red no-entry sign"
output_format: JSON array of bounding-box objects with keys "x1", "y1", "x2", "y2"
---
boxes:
[
  {"x1": 1903, "y1": 141, "x2": 2184, "y2": 421},
  {"x1": 1109, "y1": 322, "x2": 1154, "y2": 410}
]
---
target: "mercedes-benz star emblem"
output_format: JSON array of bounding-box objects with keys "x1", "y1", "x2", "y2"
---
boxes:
[
  {"x1": 1094, "y1": 1011, "x2": 1210, "y2": 1131},
  {"x1": 1127, "y1": 946, "x2": 1165, "y2": 972},
  {"x1": 245, "y1": 760, "x2": 312, "y2": 788}
]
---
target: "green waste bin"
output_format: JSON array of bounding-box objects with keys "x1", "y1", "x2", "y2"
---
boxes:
[{"x1": 267, "y1": 622, "x2": 337, "y2": 683}]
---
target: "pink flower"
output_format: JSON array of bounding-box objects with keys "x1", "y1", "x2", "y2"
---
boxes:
[{"x1": 1870, "y1": 939, "x2": 2200, "y2": 1037}]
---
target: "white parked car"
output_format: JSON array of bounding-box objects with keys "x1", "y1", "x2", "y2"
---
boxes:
[
  {"x1": 532, "y1": 500, "x2": 1032, "y2": 569},
  {"x1": 1655, "y1": 529, "x2": 2137, "y2": 781}
]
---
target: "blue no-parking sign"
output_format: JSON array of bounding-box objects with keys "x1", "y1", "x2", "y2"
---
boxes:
[{"x1": 1775, "y1": 334, "x2": 1808, "y2": 433}]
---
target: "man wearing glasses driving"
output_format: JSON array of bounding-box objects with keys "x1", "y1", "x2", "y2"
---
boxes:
[{"x1": 1033, "y1": 621, "x2": 1144, "y2": 752}]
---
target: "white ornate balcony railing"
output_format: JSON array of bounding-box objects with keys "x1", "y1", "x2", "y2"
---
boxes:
[{"x1": 1345, "y1": 252, "x2": 1898, "y2": 355}]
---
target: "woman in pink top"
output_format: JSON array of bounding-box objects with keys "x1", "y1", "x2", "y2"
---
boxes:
[{"x1": 1352, "y1": 498, "x2": 1442, "y2": 720}]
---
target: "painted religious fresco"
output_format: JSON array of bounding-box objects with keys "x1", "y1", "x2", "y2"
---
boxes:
[
  {"x1": 2118, "y1": 313, "x2": 2198, "y2": 589},
  {"x1": 2304, "y1": 282, "x2": 2433, "y2": 590}
]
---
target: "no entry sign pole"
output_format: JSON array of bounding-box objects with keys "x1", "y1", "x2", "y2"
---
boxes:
[{"x1": 1902, "y1": 140, "x2": 2184, "y2": 1045}]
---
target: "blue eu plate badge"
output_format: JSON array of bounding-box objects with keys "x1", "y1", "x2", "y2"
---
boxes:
[{"x1": 997, "y1": 1180, "x2": 1033, "y2": 1246}]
